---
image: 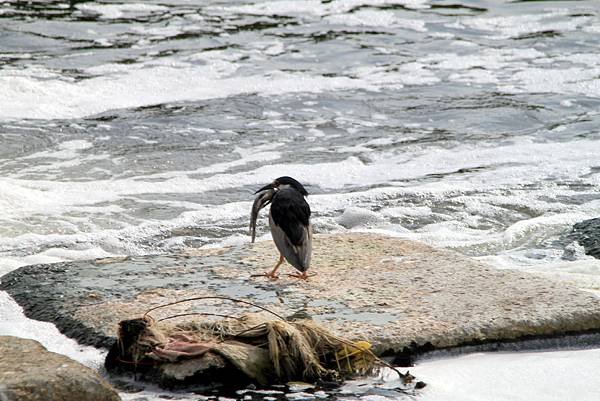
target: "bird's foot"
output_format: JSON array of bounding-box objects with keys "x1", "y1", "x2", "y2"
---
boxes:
[
  {"x1": 265, "y1": 272, "x2": 279, "y2": 280},
  {"x1": 287, "y1": 272, "x2": 315, "y2": 280},
  {"x1": 250, "y1": 272, "x2": 280, "y2": 280}
]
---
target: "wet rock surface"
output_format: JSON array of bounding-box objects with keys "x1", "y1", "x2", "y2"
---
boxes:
[
  {"x1": 0, "y1": 336, "x2": 120, "y2": 401},
  {"x1": 2, "y1": 233, "x2": 600, "y2": 357},
  {"x1": 569, "y1": 218, "x2": 600, "y2": 259}
]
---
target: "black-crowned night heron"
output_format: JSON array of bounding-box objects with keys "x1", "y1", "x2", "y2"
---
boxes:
[{"x1": 250, "y1": 176, "x2": 312, "y2": 280}]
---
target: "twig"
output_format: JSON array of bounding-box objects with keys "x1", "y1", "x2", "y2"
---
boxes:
[
  {"x1": 143, "y1": 295, "x2": 287, "y2": 321},
  {"x1": 157, "y1": 312, "x2": 241, "y2": 323}
]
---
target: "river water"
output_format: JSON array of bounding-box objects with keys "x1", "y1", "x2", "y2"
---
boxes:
[{"x1": 1, "y1": 0, "x2": 600, "y2": 400}]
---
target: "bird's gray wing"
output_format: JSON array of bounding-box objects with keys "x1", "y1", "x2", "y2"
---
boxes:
[{"x1": 270, "y1": 217, "x2": 312, "y2": 273}]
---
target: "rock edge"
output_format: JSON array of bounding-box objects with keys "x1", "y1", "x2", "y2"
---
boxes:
[{"x1": 2, "y1": 233, "x2": 599, "y2": 357}]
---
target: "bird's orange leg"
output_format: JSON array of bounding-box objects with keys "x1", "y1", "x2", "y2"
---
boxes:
[
  {"x1": 265, "y1": 254, "x2": 284, "y2": 279},
  {"x1": 250, "y1": 254, "x2": 284, "y2": 280}
]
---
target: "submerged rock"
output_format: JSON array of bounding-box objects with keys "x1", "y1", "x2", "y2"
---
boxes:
[
  {"x1": 0, "y1": 336, "x2": 120, "y2": 401},
  {"x1": 2, "y1": 233, "x2": 600, "y2": 361},
  {"x1": 569, "y1": 217, "x2": 600, "y2": 259},
  {"x1": 336, "y1": 207, "x2": 385, "y2": 229}
]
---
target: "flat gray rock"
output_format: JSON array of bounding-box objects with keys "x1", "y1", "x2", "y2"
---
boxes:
[
  {"x1": 1, "y1": 233, "x2": 600, "y2": 356},
  {"x1": 0, "y1": 336, "x2": 120, "y2": 401}
]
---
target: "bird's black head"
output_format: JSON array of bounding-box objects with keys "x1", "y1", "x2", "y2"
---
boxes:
[
  {"x1": 275, "y1": 176, "x2": 309, "y2": 195},
  {"x1": 255, "y1": 176, "x2": 308, "y2": 196}
]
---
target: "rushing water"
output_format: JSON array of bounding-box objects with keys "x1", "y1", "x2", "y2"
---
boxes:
[{"x1": 2, "y1": 0, "x2": 600, "y2": 400}]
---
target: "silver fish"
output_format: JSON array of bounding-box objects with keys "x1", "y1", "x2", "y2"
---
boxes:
[{"x1": 249, "y1": 188, "x2": 275, "y2": 242}]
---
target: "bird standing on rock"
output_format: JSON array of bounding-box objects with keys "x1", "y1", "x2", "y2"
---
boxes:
[{"x1": 250, "y1": 176, "x2": 312, "y2": 280}]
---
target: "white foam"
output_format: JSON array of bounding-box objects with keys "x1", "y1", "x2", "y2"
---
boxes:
[
  {"x1": 193, "y1": 148, "x2": 282, "y2": 175},
  {"x1": 463, "y1": 10, "x2": 590, "y2": 39},
  {"x1": 220, "y1": 0, "x2": 323, "y2": 16},
  {"x1": 556, "y1": 53, "x2": 600, "y2": 68},
  {"x1": 0, "y1": 258, "x2": 29, "y2": 277},
  {"x1": 413, "y1": 36, "x2": 600, "y2": 96},
  {"x1": 449, "y1": 69, "x2": 498, "y2": 85},
  {"x1": 413, "y1": 348, "x2": 600, "y2": 401},
  {"x1": 500, "y1": 67, "x2": 600, "y2": 97},
  {"x1": 422, "y1": 48, "x2": 545, "y2": 71},
  {"x1": 34, "y1": 247, "x2": 115, "y2": 262},
  {"x1": 583, "y1": 24, "x2": 600, "y2": 34},
  {"x1": 14, "y1": 155, "x2": 112, "y2": 177},
  {"x1": 429, "y1": 32, "x2": 455, "y2": 39},
  {"x1": 1, "y1": 137, "x2": 585, "y2": 212},
  {"x1": 520, "y1": 259, "x2": 600, "y2": 291},
  {"x1": 450, "y1": 40, "x2": 478, "y2": 48},
  {"x1": 6, "y1": 13, "x2": 598, "y2": 121},
  {"x1": 3, "y1": 136, "x2": 600, "y2": 283},
  {"x1": 130, "y1": 24, "x2": 190, "y2": 38},
  {"x1": 325, "y1": 10, "x2": 426, "y2": 31},
  {"x1": 0, "y1": 53, "x2": 436, "y2": 120},
  {"x1": 413, "y1": 221, "x2": 499, "y2": 249},
  {"x1": 337, "y1": 207, "x2": 386, "y2": 229},
  {"x1": 350, "y1": 62, "x2": 440, "y2": 87},
  {"x1": 13, "y1": 140, "x2": 109, "y2": 175},
  {"x1": 381, "y1": 206, "x2": 433, "y2": 218},
  {"x1": 502, "y1": 213, "x2": 588, "y2": 248},
  {"x1": 76, "y1": 3, "x2": 168, "y2": 19},
  {"x1": 219, "y1": 0, "x2": 429, "y2": 17},
  {"x1": 0, "y1": 292, "x2": 103, "y2": 368}
]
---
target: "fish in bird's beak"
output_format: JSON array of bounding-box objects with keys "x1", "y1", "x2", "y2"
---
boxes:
[{"x1": 249, "y1": 186, "x2": 275, "y2": 242}]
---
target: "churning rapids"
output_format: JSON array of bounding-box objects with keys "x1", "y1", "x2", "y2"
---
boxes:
[{"x1": 2, "y1": 0, "x2": 600, "y2": 400}]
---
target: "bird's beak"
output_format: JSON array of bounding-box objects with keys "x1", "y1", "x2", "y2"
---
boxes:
[{"x1": 254, "y1": 183, "x2": 276, "y2": 194}]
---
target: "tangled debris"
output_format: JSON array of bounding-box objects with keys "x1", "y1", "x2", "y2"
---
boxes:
[{"x1": 105, "y1": 297, "x2": 418, "y2": 391}]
